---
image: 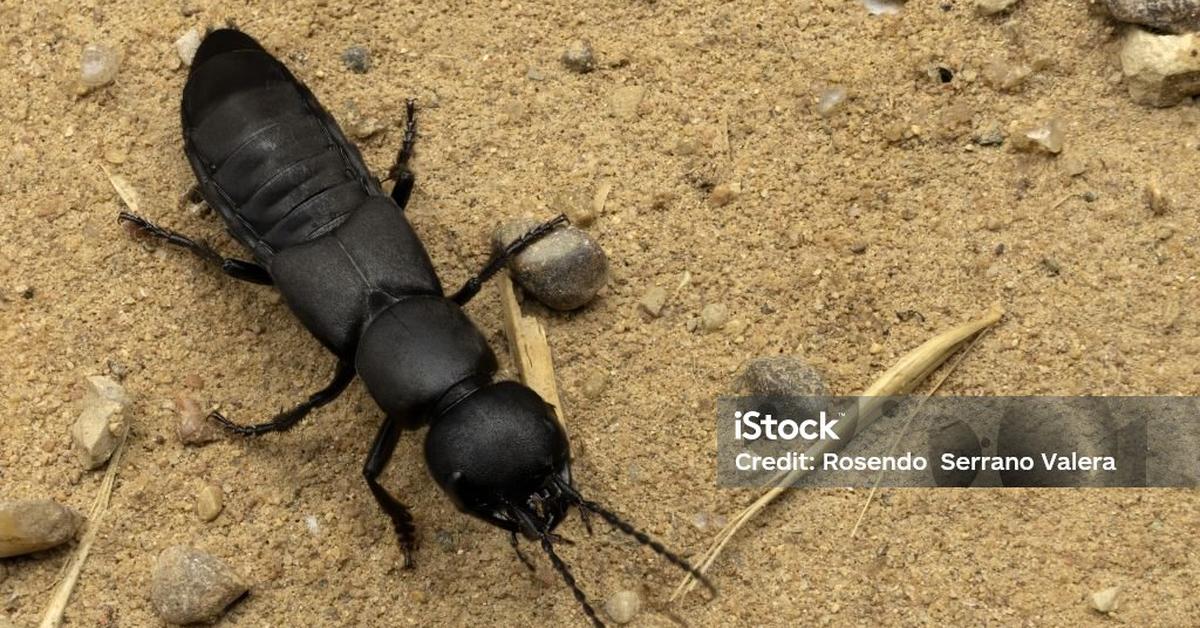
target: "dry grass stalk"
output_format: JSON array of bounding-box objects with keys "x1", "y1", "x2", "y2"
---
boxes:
[{"x1": 671, "y1": 304, "x2": 1004, "y2": 600}]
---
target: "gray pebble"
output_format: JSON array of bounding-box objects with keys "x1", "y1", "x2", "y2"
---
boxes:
[
  {"x1": 734, "y1": 356, "x2": 828, "y2": 397},
  {"x1": 151, "y1": 545, "x2": 248, "y2": 625},
  {"x1": 1105, "y1": 0, "x2": 1200, "y2": 33},
  {"x1": 492, "y1": 218, "x2": 608, "y2": 310},
  {"x1": 700, "y1": 303, "x2": 729, "y2": 332},
  {"x1": 341, "y1": 46, "x2": 370, "y2": 74},
  {"x1": 638, "y1": 286, "x2": 667, "y2": 318},
  {"x1": 80, "y1": 43, "x2": 120, "y2": 88},
  {"x1": 0, "y1": 499, "x2": 84, "y2": 558},
  {"x1": 604, "y1": 589, "x2": 641, "y2": 624},
  {"x1": 71, "y1": 375, "x2": 131, "y2": 470},
  {"x1": 562, "y1": 39, "x2": 596, "y2": 73}
]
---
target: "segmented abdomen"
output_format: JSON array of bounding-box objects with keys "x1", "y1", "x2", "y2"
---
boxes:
[{"x1": 181, "y1": 30, "x2": 379, "y2": 262}]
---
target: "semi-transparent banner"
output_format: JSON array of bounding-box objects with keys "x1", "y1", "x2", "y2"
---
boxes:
[{"x1": 717, "y1": 397, "x2": 1199, "y2": 487}]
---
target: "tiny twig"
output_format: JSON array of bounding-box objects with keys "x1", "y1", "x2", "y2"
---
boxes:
[
  {"x1": 671, "y1": 305, "x2": 1004, "y2": 601},
  {"x1": 40, "y1": 429, "x2": 129, "y2": 628},
  {"x1": 848, "y1": 326, "x2": 994, "y2": 539},
  {"x1": 497, "y1": 272, "x2": 566, "y2": 430}
]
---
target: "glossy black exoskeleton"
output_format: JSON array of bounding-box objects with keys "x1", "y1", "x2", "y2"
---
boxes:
[{"x1": 118, "y1": 29, "x2": 712, "y2": 626}]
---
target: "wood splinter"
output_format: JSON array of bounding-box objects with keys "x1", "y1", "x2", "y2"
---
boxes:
[{"x1": 497, "y1": 272, "x2": 566, "y2": 431}]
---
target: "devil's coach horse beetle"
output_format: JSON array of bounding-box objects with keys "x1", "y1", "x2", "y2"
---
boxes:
[{"x1": 117, "y1": 29, "x2": 713, "y2": 625}]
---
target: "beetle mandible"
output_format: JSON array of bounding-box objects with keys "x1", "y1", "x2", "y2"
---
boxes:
[{"x1": 118, "y1": 29, "x2": 713, "y2": 626}]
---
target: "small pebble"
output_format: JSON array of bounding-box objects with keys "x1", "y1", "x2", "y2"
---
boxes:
[
  {"x1": 341, "y1": 46, "x2": 370, "y2": 74},
  {"x1": 71, "y1": 375, "x2": 131, "y2": 470},
  {"x1": 734, "y1": 356, "x2": 828, "y2": 397},
  {"x1": 196, "y1": 484, "x2": 224, "y2": 522},
  {"x1": 700, "y1": 303, "x2": 730, "y2": 332},
  {"x1": 1062, "y1": 157, "x2": 1088, "y2": 177},
  {"x1": 80, "y1": 43, "x2": 120, "y2": 88},
  {"x1": 581, "y1": 371, "x2": 609, "y2": 399},
  {"x1": 1144, "y1": 179, "x2": 1171, "y2": 214},
  {"x1": 708, "y1": 182, "x2": 741, "y2": 207},
  {"x1": 604, "y1": 589, "x2": 641, "y2": 624},
  {"x1": 1089, "y1": 586, "x2": 1120, "y2": 613},
  {"x1": 151, "y1": 546, "x2": 248, "y2": 625},
  {"x1": 176, "y1": 395, "x2": 221, "y2": 445},
  {"x1": 609, "y1": 85, "x2": 646, "y2": 119},
  {"x1": 849, "y1": 240, "x2": 869, "y2": 254},
  {"x1": 561, "y1": 39, "x2": 596, "y2": 73},
  {"x1": 863, "y1": 0, "x2": 905, "y2": 15},
  {"x1": 973, "y1": 121, "x2": 1007, "y2": 146},
  {"x1": 1011, "y1": 119, "x2": 1065, "y2": 154},
  {"x1": 0, "y1": 500, "x2": 84, "y2": 558},
  {"x1": 492, "y1": 218, "x2": 608, "y2": 310},
  {"x1": 1119, "y1": 28, "x2": 1200, "y2": 107},
  {"x1": 1105, "y1": 0, "x2": 1200, "y2": 34},
  {"x1": 976, "y1": 0, "x2": 1018, "y2": 14},
  {"x1": 638, "y1": 286, "x2": 668, "y2": 318},
  {"x1": 175, "y1": 29, "x2": 202, "y2": 66},
  {"x1": 815, "y1": 86, "x2": 848, "y2": 117}
]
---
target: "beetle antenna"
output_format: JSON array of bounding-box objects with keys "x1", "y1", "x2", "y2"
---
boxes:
[
  {"x1": 540, "y1": 534, "x2": 604, "y2": 628},
  {"x1": 555, "y1": 479, "x2": 717, "y2": 599}
]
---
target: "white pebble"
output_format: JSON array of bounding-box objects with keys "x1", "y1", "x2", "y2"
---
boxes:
[
  {"x1": 816, "y1": 86, "x2": 848, "y2": 117},
  {"x1": 604, "y1": 590, "x2": 641, "y2": 624},
  {"x1": 80, "y1": 43, "x2": 120, "y2": 88},
  {"x1": 175, "y1": 29, "x2": 202, "y2": 67},
  {"x1": 1090, "y1": 586, "x2": 1120, "y2": 613},
  {"x1": 305, "y1": 514, "x2": 320, "y2": 535},
  {"x1": 863, "y1": 0, "x2": 904, "y2": 15}
]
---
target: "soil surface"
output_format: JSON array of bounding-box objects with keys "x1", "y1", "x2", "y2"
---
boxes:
[{"x1": 2, "y1": 1, "x2": 1198, "y2": 627}]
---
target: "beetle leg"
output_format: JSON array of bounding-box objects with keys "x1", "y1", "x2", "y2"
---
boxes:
[
  {"x1": 386, "y1": 99, "x2": 418, "y2": 210},
  {"x1": 209, "y1": 360, "x2": 355, "y2": 435},
  {"x1": 118, "y1": 211, "x2": 273, "y2": 285},
  {"x1": 450, "y1": 214, "x2": 569, "y2": 305},
  {"x1": 363, "y1": 415, "x2": 417, "y2": 568}
]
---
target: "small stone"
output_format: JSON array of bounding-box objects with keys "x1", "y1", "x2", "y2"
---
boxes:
[
  {"x1": 1041, "y1": 257, "x2": 1062, "y2": 276},
  {"x1": 80, "y1": 43, "x2": 120, "y2": 88},
  {"x1": 863, "y1": 0, "x2": 905, "y2": 15},
  {"x1": 341, "y1": 46, "x2": 370, "y2": 74},
  {"x1": 604, "y1": 590, "x2": 641, "y2": 624},
  {"x1": 700, "y1": 303, "x2": 730, "y2": 332},
  {"x1": 175, "y1": 29, "x2": 202, "y2": 67},
  {"x1": 176, "y1": 395, "x2": 221, "y2": 446},
  {"x1": 492, "y1": 218, "x2": 608, "y2": 310},
  {"x1": 976, "y1": 0, "x2": 1018, "y2": 14},
  {"x1": 71, "y1": 375, "x2": 131, "y2": 470},
  {"x1": 734, "y1": 356, "x2": 828, "y2": 397},
  {"x1": 849, "y1": 240, "x2": 869, "y2": 254},
  {"x1": 151, "y1": 546, "x2": 248, "y2": 625},
  {"x1": 1145, "y1": 178, "x2": 1172, "y2": 214},
  {"x1": 196, "y1": 484, "x2": 224, "y2": 522},
  {"x1": 1062, "y1": 157, "x2": 1088, "y2": 177},
  {"x1": 1105, "y1": 0, "x2": 1200, "y2": 34},
  {"x1": 609, "y1": 85, "x2": 646, "y2": 119},
  {"x1": 0, "y1": 500, "x2": 84, "y2": 558},
  {"x1": 1119, "y1": 29, "x2": 1200, "y2": 107},
  {"x1": 1011, "y1": 119, "x2": 1065, "y2": 154},
  {"x1": 869, "y1": 342, "x2": 883, "y2": 354},
  {"x1": 581, "y1": 371, "x2": 609, "y2": 400},
  {"x1": 1089, "y1": 586, "x2": 1120, "y2": 613},
  {"x1": 985, "y1": 217, "x2": 1005, "y2": 232},
  {"x1": 815, "y1": 86, "x2": 848, "y2": 117},
  {"x1": 103, "y1": 148, "x2": 126, "y2": 164},
  {"x1": 562, "y1": 39, "x2": 596, "y2": 73},
  {"x1": 708, "y1": 182, "x2": 741, "y2": 207},
  {"x1": 638, "y1": 286, "x2": 668, "y2": 318},
  {"x1": 526, "y1": 66, "x2": 547, "y2": 81},
  {"x1": 972, "y1": 119, "x2": 1007, "y2": 146}
]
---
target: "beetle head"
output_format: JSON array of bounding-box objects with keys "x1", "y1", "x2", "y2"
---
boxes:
[
  {"x1": 425, "y1": 380, "x2": 573, "y2": 535},
  {"x1": 425, "y1": 380, "x2": 715, "y2": 627}
]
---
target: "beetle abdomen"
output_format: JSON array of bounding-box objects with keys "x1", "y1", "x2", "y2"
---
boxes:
[{"x1": 182, "y1": 29, "x2": 378, "y2": 261}]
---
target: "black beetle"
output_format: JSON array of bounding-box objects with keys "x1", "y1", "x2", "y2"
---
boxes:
[{"x1": 119, "y1": 29, "x2": 712, "y2": 625}]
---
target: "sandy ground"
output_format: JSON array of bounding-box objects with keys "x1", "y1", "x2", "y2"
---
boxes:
[{"x1": 2, "y1": 1, "x2": 1198, "y2": 626}]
